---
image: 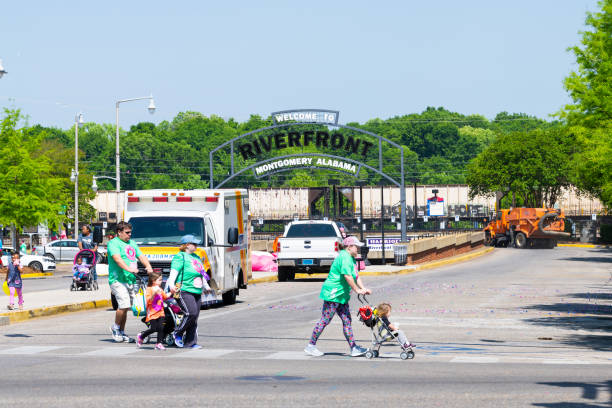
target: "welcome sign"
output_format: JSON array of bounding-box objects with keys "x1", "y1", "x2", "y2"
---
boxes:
[
  {"x1": 254, "y1": 156, "x2": 358, "y2": 177},
  {"x1": 271, "y1": 109, "x2": 339, "y2": 125}
]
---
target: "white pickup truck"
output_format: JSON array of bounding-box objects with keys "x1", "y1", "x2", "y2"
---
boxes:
[{"x1": 276, "y1": 220, "x2": 343, "y2": 281}]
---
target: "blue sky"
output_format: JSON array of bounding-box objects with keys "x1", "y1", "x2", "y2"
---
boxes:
[{"x1": 0, "y1": 1, "x2": 599, "y2": 129}]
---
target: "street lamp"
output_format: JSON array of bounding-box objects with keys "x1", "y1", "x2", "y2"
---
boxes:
[
  {"x1": 0, "y1": 59, "x2": 7, "y2": 79},
  {"x1": 71, "y1": 113, "x2": 84, "y2": 237},
  {"x1": 115, "y1": 94, "x2": 156, "y2": 221},
  {"x1": 91, "y1": 175, "x2": 117, "y2": 193}
]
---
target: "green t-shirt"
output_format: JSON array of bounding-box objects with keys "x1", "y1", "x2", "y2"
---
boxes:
[
  {"x1": 320, "y1": 250, "x2": 357, "y2": 304},
  {"x1": 170, "y1": 252, "x2": 206, "y2": 295},
  {"x1": 107, "y1": 237, "x2": 143, "y2": 285}
]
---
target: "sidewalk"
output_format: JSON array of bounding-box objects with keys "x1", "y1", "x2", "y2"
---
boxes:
[{"x1": 0, "y1": 246, "x2": 494, "y2": 325}]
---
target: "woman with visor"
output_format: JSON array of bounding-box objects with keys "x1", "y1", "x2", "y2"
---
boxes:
[{"x1": 166, "y1": 234, "x2": 210, "y2": 349}]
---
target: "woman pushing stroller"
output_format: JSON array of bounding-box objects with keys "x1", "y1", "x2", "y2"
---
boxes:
[
  {"x1": 165, "y1": 234, "x2": 209, "y2": 349},
  {"x1": 304, "y1": 236, "x2": 371, "y2": 357}
]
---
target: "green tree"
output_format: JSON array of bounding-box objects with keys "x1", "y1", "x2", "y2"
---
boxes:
[
  {"x1": 466, "y1": 128, "x2": 576, "y2": 207},
  {"x1": 0, "y1": 109, "x2": 65, "y2": 238},
  {"x1": 559, "y1": 0, "x2": 612, "y2": 208}
]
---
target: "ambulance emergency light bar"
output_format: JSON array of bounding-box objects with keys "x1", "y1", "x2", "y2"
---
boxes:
[{"x1": 127, "y1": 191, "x2": 220, "y2": 203}]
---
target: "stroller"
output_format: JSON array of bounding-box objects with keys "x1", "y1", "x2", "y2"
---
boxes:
[
  {"x1": 133, "y1": 276, "x2": 185, "y2": 346},
  {"x1": 70, "y1": 249, "x2": 98, "y2": 291},
  {"x1": 357, "y1": 294, "x2": 415, "y2": 360}
]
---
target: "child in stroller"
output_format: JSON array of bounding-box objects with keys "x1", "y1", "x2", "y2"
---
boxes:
[
  {"x1": 357, "y1": 295, "x2": 415, "y2": 360},
  {"x1": 70, "y1": 250, "x2": 98, "y2": 291}
]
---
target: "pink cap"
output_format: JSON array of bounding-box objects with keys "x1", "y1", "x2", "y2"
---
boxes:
[{"x1": 343, "y1": 236, "x2": 364, "y2": 247}]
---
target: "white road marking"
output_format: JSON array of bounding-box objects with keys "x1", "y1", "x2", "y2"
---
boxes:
[
  {"x1": 0, "y1": 346, "x2": 608, "y2": 365},
  {"x1": 264, "y1": 351, "x2": 313, "y2": 360},
  {"x1": 450, "y1": 356, "x2": 500, "y2": 363},
  {"x1": 81, "y1": 347, "x2": 140, "y2": 356},
  {"x1": 174, "y1": 349, "x2": 236, "y2": 358},
  {"x1": 0, "y1": 346, "x2": 62, "y2": 355},
  {"x1": 542, "y1": 360, "x2": 591, "y2": 365}
]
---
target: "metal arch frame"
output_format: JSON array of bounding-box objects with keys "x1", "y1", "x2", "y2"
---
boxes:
[{"x1": 209, "y1": 121, "x2": 407, "y2": 240}]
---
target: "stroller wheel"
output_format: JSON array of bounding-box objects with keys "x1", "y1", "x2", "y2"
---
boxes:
[
  {"x1": 400, "y1": 351, "x2": 415, "y2": 360},
  {"x1": 373, "y1": 350, "x2": 379, "y2": 358},
  {"x1": 365, "y1": 350, "x2": 375, "y2": 359},
  {"x1": 164, "y1": 333, "x2": 175, "y2": 347}
]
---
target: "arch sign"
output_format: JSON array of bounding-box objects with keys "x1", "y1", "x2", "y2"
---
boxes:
[{"x1": 209, "y1": 109, "x2": 408, "y2": 240}]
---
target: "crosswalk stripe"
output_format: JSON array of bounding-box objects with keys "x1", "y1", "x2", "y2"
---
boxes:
[
  {"x1": 265, "y1": 351, "x2": 313, "y2": 360},
  {"x1": 0, "y1": 346, "x2": 609, "y2": 365},
  {"x1": 81, "y1": 347, "x2": 140, "y2": 356},
  {"x1": 0, "y1": 346, "x2": 62, "y2": 355},
  {"x1": 450, "y1": 356, "x2": 500, "y2": 363},
  {"x1": 174, "y1": 349, "x2": 236, "y2": 358},
  {"x1": 542, "y1": 360, "x2": 591, "y2": 365}
]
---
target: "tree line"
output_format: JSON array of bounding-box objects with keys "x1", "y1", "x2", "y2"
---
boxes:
[{"x1": 0, "y1": 0, "x2": 610, "y2": 234}]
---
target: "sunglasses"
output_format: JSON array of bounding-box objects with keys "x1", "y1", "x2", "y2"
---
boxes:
[{"x1": 122, "y1": 231, "x2": 132, "y2": 235}]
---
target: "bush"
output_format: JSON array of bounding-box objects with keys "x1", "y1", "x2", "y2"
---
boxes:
[{"x1": 600, "y1": 224, "x2": 612, "y2": 244}]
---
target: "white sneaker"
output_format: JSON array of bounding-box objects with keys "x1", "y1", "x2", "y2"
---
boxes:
[
  {"x1": 304, "y1": 344, "x2": 324, "y2": 357},
  {"x1": 351, "y1": 345, "x2": 367, "y2": 357}
]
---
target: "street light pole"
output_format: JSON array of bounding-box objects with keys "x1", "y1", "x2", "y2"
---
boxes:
[
  {"x1": 115, "y1": 95, "x2": 156, "y2": 222},
  {"x1": 74, "y1": 113, "x2": 84, "y2": 238}
]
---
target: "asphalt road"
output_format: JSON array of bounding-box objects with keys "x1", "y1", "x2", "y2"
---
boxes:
[{"x1": 1, "y1": 246, "x2": 610, "y2": 407}]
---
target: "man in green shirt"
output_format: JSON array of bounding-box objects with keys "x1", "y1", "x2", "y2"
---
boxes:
[
  {"x1": 305, "y1": 236, "x2": 371, "y2": 357},
  {"x1": 108, "y1": 221, "x2": 153, "y2": 342}
]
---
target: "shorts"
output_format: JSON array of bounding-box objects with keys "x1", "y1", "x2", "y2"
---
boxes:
[{"x1": 110, "y1": 281, "x2": 135, "y2": 309}]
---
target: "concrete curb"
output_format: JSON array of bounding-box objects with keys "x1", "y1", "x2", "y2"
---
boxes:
[
  {"x1": 0, "y1": 299, "x2": 111, "y2": 324},
  {"x1": 558, "y1": 243, "x2": 610, "y2": 249},
  {"x1": 22, "y1": 272, "x2": 54, "y2": 279},
  {"x1": 248, "y1": 247, "x2": 495, "y2": 284}
]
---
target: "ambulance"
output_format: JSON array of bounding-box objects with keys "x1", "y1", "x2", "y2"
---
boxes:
[{"x1": 120, "y1": 189, "x2": 250, "y2": 306}]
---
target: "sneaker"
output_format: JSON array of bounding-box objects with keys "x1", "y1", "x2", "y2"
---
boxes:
[
  {"x1": 304, "y1": 344, "x2": 324, "y2": 357},
  {"x1": 7, "y1": 305, "x2": 13, "y2": 311},
  {"x1": 404, "y1": 342, "x2": 416, "y2": 349},
  {"x1": 110, "y1": 326, "x2": 123, "y2": 342},
  {"x1": 136, "y1": 333, "x2": 144, "y2": 348},
  {"x1": 350, "y1": 345, "x2": 367, "y2": 357},
  {"x1": 190, "y1": 344, "x2": 203, "y2": 350},
  {"x1": 173, "y1": 332, "x2": 184, "y2": 348},
  {"x1": 18, "y1": 305, "x2": 23, "y2": 310},
  {"x1": 155, "y1": 343, "x2": 166, "y2": 351}
]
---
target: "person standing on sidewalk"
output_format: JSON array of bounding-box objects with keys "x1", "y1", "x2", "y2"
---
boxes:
[
  {"x1": 166, "y1": 234, "x2": 207, "y2": 349},
  {"x1": 304, "y1": 236, "x2": 372, "y2": 357},
  {"x1": 108, "y1": 221, "x2": 153, "y2": 343},
  {"x1": 19, "y1": 240, "x2": 26, "y2": 256},
  {"x1": 78, "y1": 225, "x2": 98, "y2": 283},
  {"x1": 6, "y1": 253, "x2": 24, "y2": 310}
]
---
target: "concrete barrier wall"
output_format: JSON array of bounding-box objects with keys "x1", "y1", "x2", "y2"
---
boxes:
[
  {"x1": 393, "y1": 232, "x2": 485, "y2": 265},
  {"x1": 251, "y1": 231, "x2": 485, "y2": 266}
]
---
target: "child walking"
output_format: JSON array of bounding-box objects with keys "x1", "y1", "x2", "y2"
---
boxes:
[
  {"x1": 6, "y1": 253, "x2": 24, "y2": 310},
  {"x1": 137, "y1": 272, "x2": 171, "y2": 350},
  {"x1": 376, "y1": 303, "x2": 415, "y2": 349}
]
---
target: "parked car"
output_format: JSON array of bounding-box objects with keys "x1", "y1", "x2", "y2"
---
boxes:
[
  {"x1": 35, "y1": 239, "x2": 81, "y2": 262},
  {"x1": 1, "y1": 248, "x2": 56, "y2": 272}
]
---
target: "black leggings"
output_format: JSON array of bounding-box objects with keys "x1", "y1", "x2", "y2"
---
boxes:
[
  {"x1": 175, "y1": 291, "x2": 201, "y2": 347},
  {"x1": 141, "y1": 317, "x2": 164, "y2": 344}
]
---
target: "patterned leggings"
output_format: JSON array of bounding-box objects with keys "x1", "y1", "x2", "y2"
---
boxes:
[{"x1": 309, "y1": 301, "x2": 356, "y2": 348}]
